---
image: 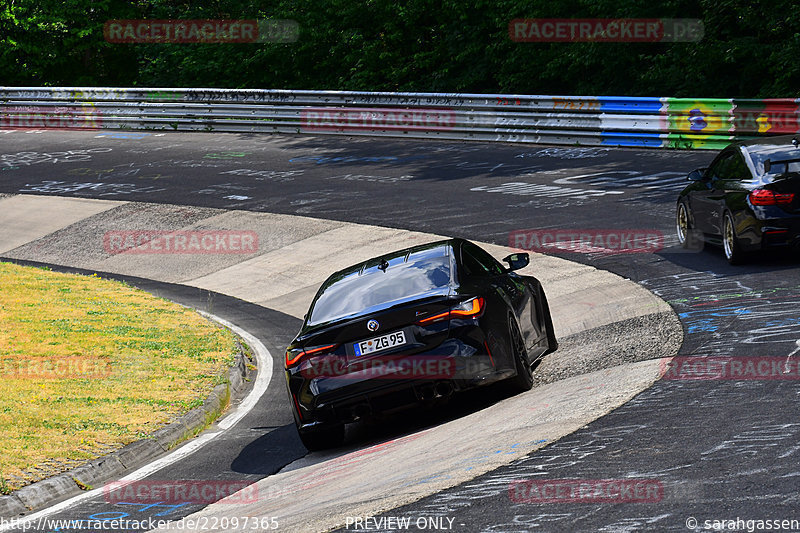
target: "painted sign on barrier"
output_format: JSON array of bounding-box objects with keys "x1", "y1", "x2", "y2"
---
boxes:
[
  {"x1": 732, "y1": 99, "x2": 800, "y2": 134},
  {"x1": 665, "y1": 99, "x2": 732, "y2": 134},
  {"x1": 1, "y1": 105, "x2": 102, "y2": 129},
  {"x1": 664, "y1": 98, "x2": 735, "y2": 149}
]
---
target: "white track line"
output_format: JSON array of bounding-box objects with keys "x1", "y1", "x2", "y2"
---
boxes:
[
  {"x1": 0, "y1": 312, "x2": 273, "y2": 531},
  {"x1": 783, "y1": 339, "x2": 800, "y2": 374}
]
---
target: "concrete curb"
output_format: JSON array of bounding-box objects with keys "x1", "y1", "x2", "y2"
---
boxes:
[{"x1": 0, "y1": 326, "x2": 253, "y2": 518}]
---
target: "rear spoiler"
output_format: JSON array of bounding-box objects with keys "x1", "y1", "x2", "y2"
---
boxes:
[{"x1": 764, "y1": 157, "x2": 800, "y2": 174}]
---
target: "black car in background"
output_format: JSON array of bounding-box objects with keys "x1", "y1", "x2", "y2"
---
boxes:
[
  {"x1": 284, "y1": 238, "x2": 558, "y2": 450},
  {"x1": 676, "y1": 135, "x2": 800, "y2": 264}
]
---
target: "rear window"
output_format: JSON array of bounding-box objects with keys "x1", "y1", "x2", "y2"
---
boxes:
[
  {"x1": 306, "y1": 245, "x2": 453, "y2": 326},
  {"x1": 747, "y1": 146, "x2": 800, "y2": 176}
]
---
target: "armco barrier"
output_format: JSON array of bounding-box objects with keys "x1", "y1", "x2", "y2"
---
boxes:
[{"x1": 1, "y1": 87, "x2": 798, "y2": 149}]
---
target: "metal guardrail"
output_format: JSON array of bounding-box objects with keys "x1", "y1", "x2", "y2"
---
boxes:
[{"x1": 1, "y1": 87, "x2": 798, "y2": 149}]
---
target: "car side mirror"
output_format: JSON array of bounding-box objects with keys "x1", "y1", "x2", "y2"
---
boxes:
[
  {"x1": 503, "y1": 252, "x2": 529, "y2": 271},
  {"x1": 687, "y1": 168, "x2": 707, "y2": 181}
]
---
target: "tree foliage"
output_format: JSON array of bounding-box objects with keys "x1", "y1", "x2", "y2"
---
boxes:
[{"x1": 1, "y1": 0, "x2": 798, "y2": 97}]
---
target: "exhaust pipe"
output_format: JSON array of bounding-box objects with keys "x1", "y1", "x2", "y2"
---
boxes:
[
  {"x1": 434, "y1": 381, "x2": 454, "y2": 398},
  {"x1": 418, "y1": 383, "x2": 435, "y2": 401}
]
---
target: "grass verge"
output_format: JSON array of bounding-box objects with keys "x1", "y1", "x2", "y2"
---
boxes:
[{"x1": 0, "y1": 262, "x2": 237, "y2": 491}]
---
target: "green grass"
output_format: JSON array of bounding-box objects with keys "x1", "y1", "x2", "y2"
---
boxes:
[{"x1": 0, "y1": 262, "x2": 238, "y2": 490}]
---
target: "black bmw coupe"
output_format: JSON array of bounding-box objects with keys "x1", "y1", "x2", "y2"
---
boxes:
[
  {"x1": 677, "y1": 135, "x2": 800, "y2": 264},
  {"x1": 284, "y1": 238, "x2": 558, "y2": 450}
]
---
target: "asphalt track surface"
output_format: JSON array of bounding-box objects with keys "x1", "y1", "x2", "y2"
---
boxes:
[{"x1": 2, "y1": 130, "x2": 800, "y2": 532}]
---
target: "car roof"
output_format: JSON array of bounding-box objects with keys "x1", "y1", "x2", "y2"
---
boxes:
[
  {"x1": 732, "y1": 134, "x2": 800, "y2": 156},
  {"x1": 324, "y1": 238, "x2": 461, "y2": 280},
  {"x1": 726, "y1": 135, "x2": 800, "y2": 177}
]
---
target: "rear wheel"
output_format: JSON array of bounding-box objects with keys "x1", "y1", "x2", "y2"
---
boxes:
[
  {"x1": 722, "y1": 212, "x2": 746, "y2": 265},
  {"x1": 507, "y1": 316, "x2": 533, "y2": 392},
  {"x1": 297, "y1": 423, "x2": 345, "y2": 452}
]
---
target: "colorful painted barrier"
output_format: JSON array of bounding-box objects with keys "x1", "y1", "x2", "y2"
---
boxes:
[{"x1": 1, "y1": 87, "x2": 798, "y2": 150}]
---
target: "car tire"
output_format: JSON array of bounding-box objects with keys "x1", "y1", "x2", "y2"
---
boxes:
[
  {"x1": 507, "y1": 315, "x2": 534, "y2": 392},
  {"x1": 539, "y1": 286, "x2": 558, "y2": 356},
  {"x1": 722, "y1": 211, "x2": 746, "y2": 265},
  {"x1": 297, "y1": 423, "x2": 345, "y2": 451},
  {"x1": 676, "y1": 201, "x2": 703, "y2": 251}
]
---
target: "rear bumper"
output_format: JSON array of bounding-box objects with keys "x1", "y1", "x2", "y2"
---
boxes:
[
  {"x1": 751, "y1": 224, "x2": 800, "y2": 251},
  {"x1": 736, "y1": 214, "x2": 800, "y2": 252},
  {"x1": 298, "y1": 379, "x2": 456, "y2": 429},
  {"x1": 287, "y1": 338, "x2": 505, "y2": 427}
]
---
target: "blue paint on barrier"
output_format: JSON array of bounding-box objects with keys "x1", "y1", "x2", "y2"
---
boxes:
[
  {"x1": 601, "y1": 132, "x2": 664, "y2": 148},
  {"x1": 688, "y1": 108, "x2": 708, "y2": 131},
  {"x1": 598, "y1": 97, "x2": 664, "y2": 114}
]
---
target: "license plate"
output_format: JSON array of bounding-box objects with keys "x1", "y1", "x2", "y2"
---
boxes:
[{"x1": 353, "y1": 330, "x2": 407, "y2": 357}]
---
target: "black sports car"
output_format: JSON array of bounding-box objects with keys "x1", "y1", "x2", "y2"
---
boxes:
[
  {"x1": 677, "y1": 135, "x2": 800, "y2": 264},
  {"x1": 284, "y1": 238, "x2": 558, "y2": 450}
]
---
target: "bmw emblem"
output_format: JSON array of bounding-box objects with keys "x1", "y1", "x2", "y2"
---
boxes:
[{"x1": 367, "y1": 319, "x2": 379, "y2": 332}]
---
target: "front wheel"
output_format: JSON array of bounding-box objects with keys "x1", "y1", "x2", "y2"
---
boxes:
[
  {"x1": 676, "y1": 201, "x2": 703, "y2": 251},
  {"x1": 722, "y1": 212, "x2": 746, "y2": 265}
]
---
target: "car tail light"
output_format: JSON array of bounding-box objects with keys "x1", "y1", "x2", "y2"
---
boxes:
[
  {"x1": 749, "y1": 189, "x2": 795, "y2": 206},
  {"x1": 418, "y1": 297, "x2": 485, "y2": 325},
  {"x1": 285, "y1": 343, "x2": 338, "y2": 368}
]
